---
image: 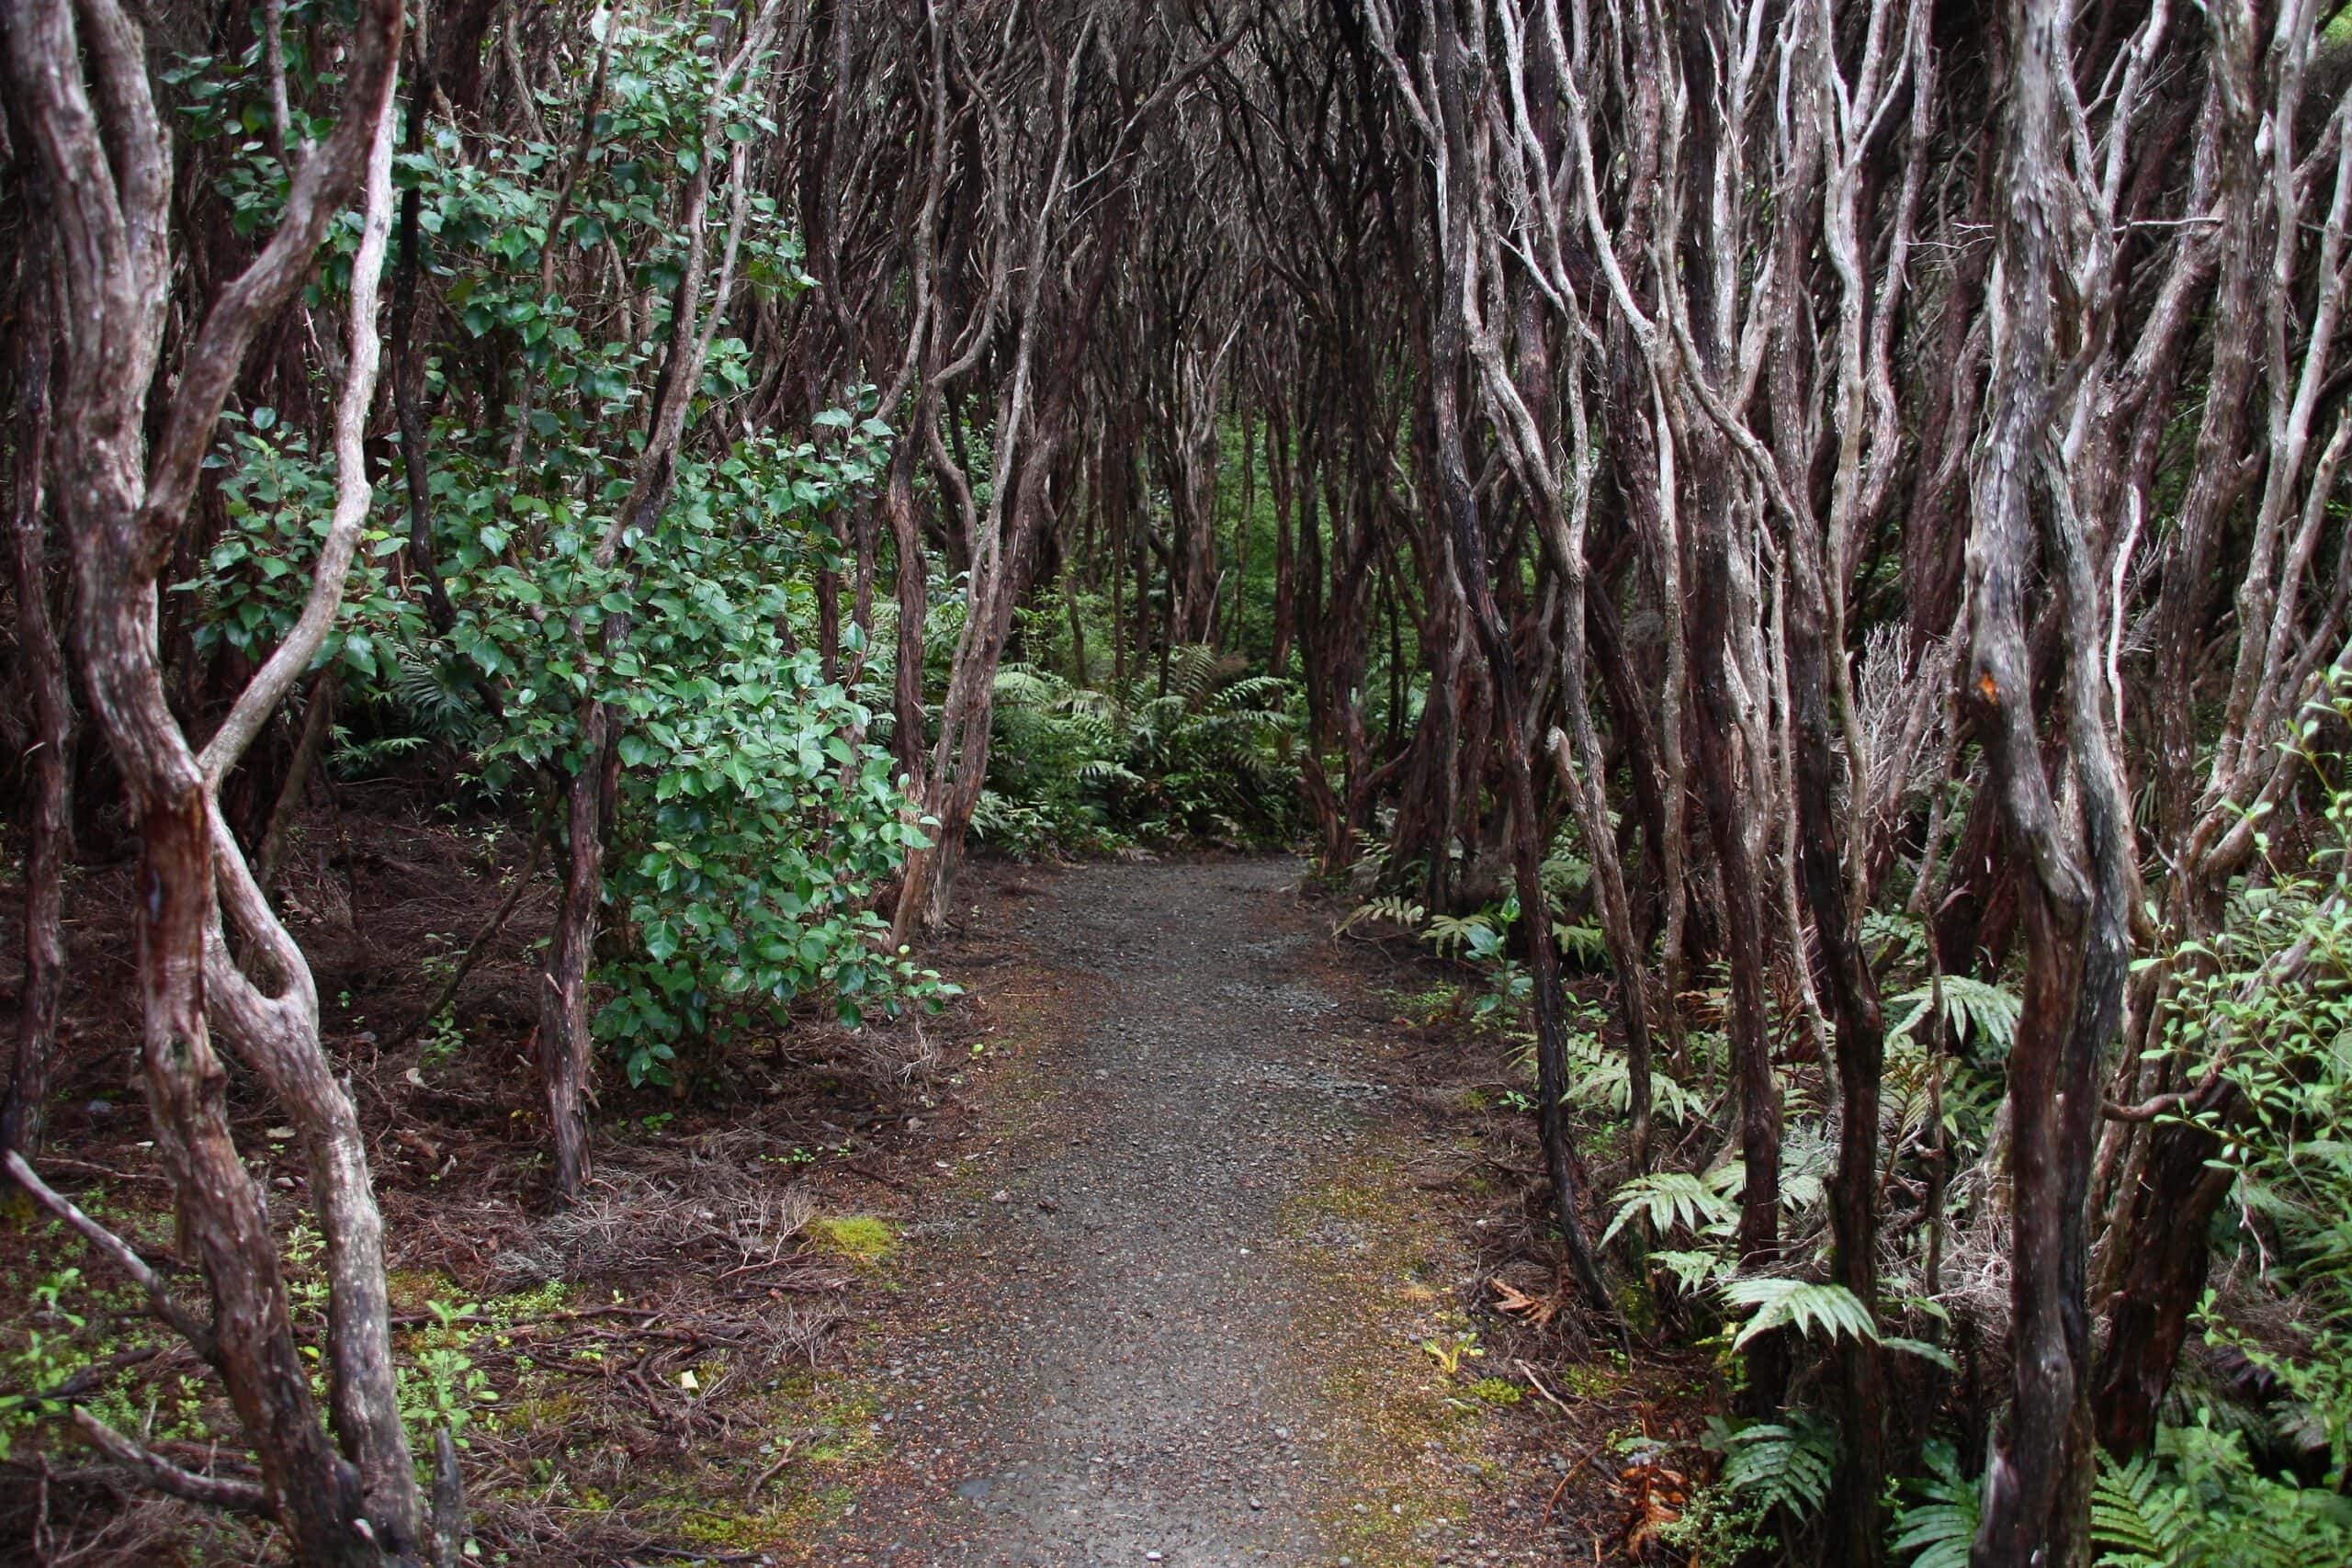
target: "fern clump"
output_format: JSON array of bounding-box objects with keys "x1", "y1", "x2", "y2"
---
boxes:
[
  {"x1": 2088, "y1": 1422, "x2": 2352, "y2": 1566},
  {"x1": 975, "y1": 648, "x2": 1299, "y2": 851}
]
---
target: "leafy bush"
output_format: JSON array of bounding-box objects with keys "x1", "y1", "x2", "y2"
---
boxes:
[{"x1": 181, "y1": 156, "x2": 948, "y2": 1086}]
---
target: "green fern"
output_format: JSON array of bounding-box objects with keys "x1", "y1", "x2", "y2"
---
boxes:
[
  {"x1": 2091, "y1": 1451, "x2": 2194, "y2": 1566},
  {"x1": 1540, "y1": 841, "x2": 1593, "y2": 897},
  {"x1": 1889, "y1": 1440, "x2": 1978, "y2": 1568},
  {"x1": 1718, "y1": 1414, "x2": 1837, "y2": 1520},
  {"x1": 1706, "y1": 1122, "x2": 1828, "y2": 1213},
  {"x1": 1566, "y1": 1047, "x2": 1702, "y2": 1123},
  {"x1": 1722, "y1": 1278, "x2": 1880, "y2": 1351},
  {"x1": 1339, "y1": 896, "x2": 1426, "y2": 935},
  {"x1": 1650, "y1": 1247, "x2": 1736, "y2": 1294},
  {"x1": 1423, "y1": 911, "x2": 1503, "y2": 961},
  {"x1": 1603, "y1": 1172, "x2": 1737, "y2": 1246},
  {"x1": 386, "y1": 638, "x2": 490, "y2": 748},
  {"x1": 2086, "y1": 1426, "x2": 2352, "y2": 1568},
  {"x1": 1553, "y1": 917, "x2": 1609, "y2": 967},
  {"x1": 1160, "y1": 642, "x2": 1226, "y2": 706},
  {"x1": 1077, "y1": 757, "x2": 1145, "y2": 788},
  {"x1": 1888, "y1": 974, "x2": 2024, "y2": 1056},
  {"x1": 990, "y1": 662, "x2": 1063, "y2": 706}
]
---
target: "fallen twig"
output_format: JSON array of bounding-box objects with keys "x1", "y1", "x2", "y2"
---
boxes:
[{"x1": 1515, "y1": 1358, "x2": 1577, "y2": 1419}]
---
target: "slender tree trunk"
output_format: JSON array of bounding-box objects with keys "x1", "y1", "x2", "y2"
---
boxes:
[
  {"x1": 1788, "y1": 517, "x2": 1888, "y2": 1565},
  {"x1": 540, "y1": 713, "x2": 615, "y2": 1202},
  {"x1": 3, "y1": 2, "x2": 423, "y2": 1545},
  {"x1": 254, "y1": 671, "x2": 337, "y2": 895},
  {"x1": 1690, "y1": 494, "x2": 1783, "y2": 1404},
  {"x1": 6, "y1": 244, "x2": 67, "y2": 1163},
  {"x1": 1969, "y1": 6, "x2": 2106, "y2": 1558}
]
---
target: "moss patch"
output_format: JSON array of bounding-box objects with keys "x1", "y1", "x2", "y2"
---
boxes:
[
  {"x1": 808, "y1": 1214, "x2": 898, "y2": 1267},
  {"x1": 1276, "y1": 1145, "x2": 1527, "y2": 1567}
]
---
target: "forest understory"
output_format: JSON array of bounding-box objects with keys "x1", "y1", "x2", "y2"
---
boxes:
[{"x1": 2, "y1": 827, "x2": 1707, "y2": 1567}]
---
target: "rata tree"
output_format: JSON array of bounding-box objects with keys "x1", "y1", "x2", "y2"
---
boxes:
[{"x1": 0, "y1": 0, "x2": 458, "y2": 1557}]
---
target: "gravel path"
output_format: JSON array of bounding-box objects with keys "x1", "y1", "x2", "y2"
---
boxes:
[{"x1": 810, "y1": 857, "x2": 1555, "y2": 1568}]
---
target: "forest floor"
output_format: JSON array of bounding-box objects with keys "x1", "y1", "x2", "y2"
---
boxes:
[{"x1": 2, "y1": 826, "x2": 1707, "y2": 1566}]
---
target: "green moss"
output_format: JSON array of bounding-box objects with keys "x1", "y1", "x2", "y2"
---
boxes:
[
  {"x1": 1555, "y1": 1359, "x2": 1627, "y2": 1399},
  {"x1": 808, "y1": 1214, "x2": 898, "y2": 1266},
  {"x1": 1613, "y1": 1276, "x2": 1659, "y2": 1336},
  {"x1": 1271, "y1": 1154, "x2": 1533, "y2": 1568}
]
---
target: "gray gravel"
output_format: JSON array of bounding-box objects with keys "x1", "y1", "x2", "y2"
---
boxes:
[{"x1": 812, "y1": 858, "x2": 1545, "y2": 1568}]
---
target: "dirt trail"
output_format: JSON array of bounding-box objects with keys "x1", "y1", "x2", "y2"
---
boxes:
[{"x1": 809, "y1": 858, "x2": 1566, "y2": 1568}]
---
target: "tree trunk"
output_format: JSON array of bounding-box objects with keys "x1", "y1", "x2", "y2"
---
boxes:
[
  {"x1": 1690, "y1": 480, "x2": 1784, "y2": 1405},
  {"x1": 6, "y1": 237, "x2": 67, "y2": 1163},
  {"x1": 1787, "y1": 515, "x2": 1889, "y2": 1566},
  {"x1": 254, "y1": 671, "x2": 337, "y2": 896},
  {"x1": 2, "y1": 0, "x2": 423, "y2": 1547},
  {"x1": 540, "y1": 713, "x2": 616, "y2": 1203},
  {"x1": 1968, "y1": 6, "x2": 2116, "y2": 1558}
]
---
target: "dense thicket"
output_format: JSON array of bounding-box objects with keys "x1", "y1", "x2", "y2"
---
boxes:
[{"x1": 6, "y1": 0, "x2": 2352, "y2": 1564}]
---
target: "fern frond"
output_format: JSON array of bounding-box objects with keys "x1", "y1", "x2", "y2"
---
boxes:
[
  {"x1": 1162, "y1": 643, "x2": 1224, "y2": 707},
  {"x1": 1603, "y1": 1172, "x2": 1738, "y2": 1246},
  {"x1": 1888, "y1": 975, "x2": 2024, "y2": 1055},
  {"x1": 1423, "y1": 911, "x2": 1502, "y2": 960},
  {"x1": 1720, "y1": 1416, "x2": 1837, "y2": 1520},
  {"x1": 1889, "y1": 1440, "x2": 1979, "y2": 1568},
  {"x1": 1721, "y1": 1278, "x2": 1879, "y2": 1351},
  {"x1": 1650, "y1": 1248, "x2": 1736, "y2": 1294},
  {"x1": 1340, "y1": 896, "x2": 1426, "y2": 935},
  {"x1": 2089, "y1": 1450, "x2": 2192, "y2": 1566}
]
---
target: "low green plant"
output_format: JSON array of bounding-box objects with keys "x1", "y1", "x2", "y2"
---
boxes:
[
  {"x1": 0, "y1": 1269, "x2": 87, "y2": 1457},
  {"x1": 2089, "y1": 1421, "x2": 2352, "y2": 1566},
  {"x1": 1714, "y1": 1412, "x2": 1838, "y2": 1520},
  {"x1": 400, "y1": 1300, "x2": 498, "y2": 1450},
  {"x1": 1887, "y1": 1438, "x2": 1978, "y2": 1568}
]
